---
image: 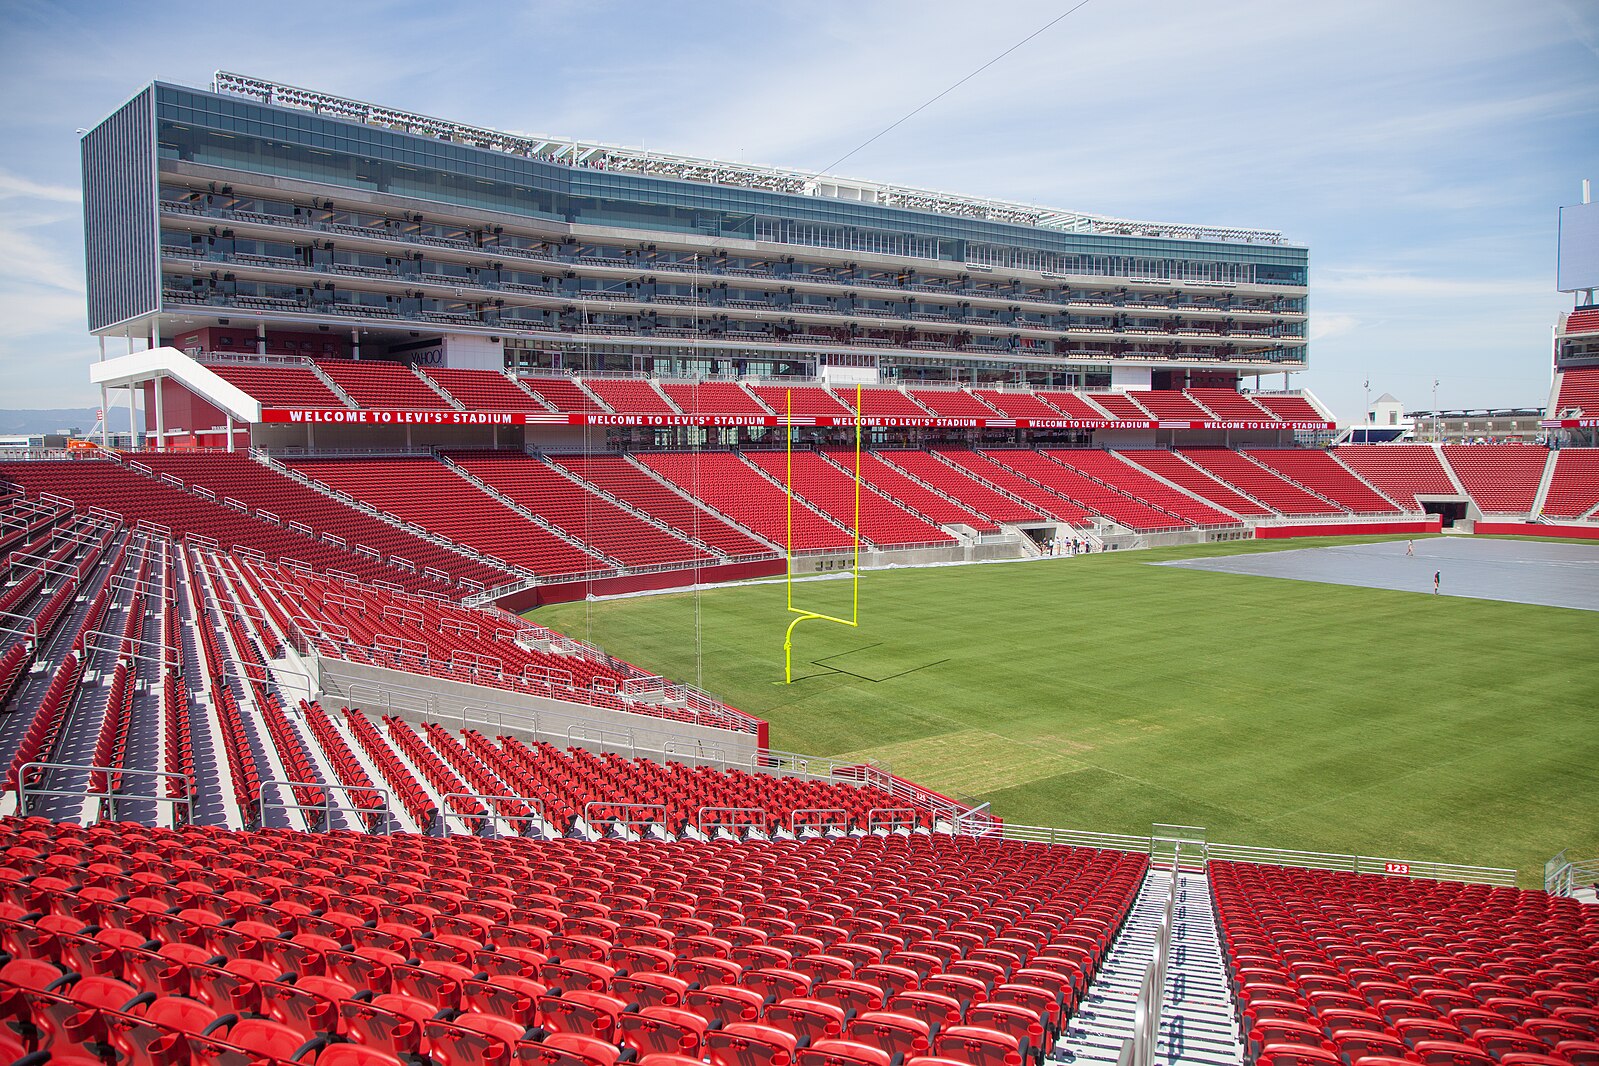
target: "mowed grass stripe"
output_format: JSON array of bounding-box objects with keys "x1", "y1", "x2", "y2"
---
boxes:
[{"x1": 536, "y1": 537, "x2": 1599, "y2": 885}]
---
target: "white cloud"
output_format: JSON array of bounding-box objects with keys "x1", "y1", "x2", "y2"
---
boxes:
[{"x1": 0, "y1": 170, "x2": 79, "y2": 204}]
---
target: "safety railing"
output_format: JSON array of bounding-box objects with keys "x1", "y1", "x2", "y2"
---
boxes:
[
  {"x1": 258, "y1": 779, "x2": 392, "y2": 834},
  {"x1": 1122, "y1": 856, "x2": 1180, "y2": 1066},
  {"x1": 438, "y1": 793, "x2": 545, "y2": 837},
  {"x1": 789, "y1": 808, "x2": 850, "y2": 835},
  {"x1": 696, "y1": 806, "x2": 768, "y2": 836},
  {"x1": 1543, "y1": 851, "x2": 1599, "y2": 897},
  {"x1": 867, "y1": 807, "x2": 919, "y2": 834},
  {"x1": 18, "y1": 763, "x2": 194, "y2": 825},
  {"x1": 584, "y1": 802, "x2": 667, "y2": 837}
]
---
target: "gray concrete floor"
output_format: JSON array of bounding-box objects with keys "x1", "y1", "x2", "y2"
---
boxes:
[{"x1": 1156, "y1": 536, "x2": 1599, "y2": 612}]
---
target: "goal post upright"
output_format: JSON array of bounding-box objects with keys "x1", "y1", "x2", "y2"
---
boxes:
[{"x1": 783, "y1": 383, "x2": 862, "y2": 683}]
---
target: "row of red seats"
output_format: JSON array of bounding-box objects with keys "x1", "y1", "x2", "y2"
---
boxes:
[
  {"x1": 741, "y1": 452, "x2": 955, "y2": 548},
  {"x1": 873, "y1": 453, "x2": 1043, "y2": 526},
  {"x1": 0, "y1": 815, "x2": 1145, "y2": 1066},
  {"x1": 548, "y1": 456, "x2": 775, "y2": 559},
  {"x1": 932, "y1": 452, "x2": 1092, "y2": 525},
  {"x1": 444, "y1": 452, "x2": 714, "y2": 568},
  {"x1": 1179, "y1": 449, "x2": 1342, "y2": 516},
  {"x1": 1043, "y1": 450, "x2": 1238, "y2": 526},
  {"x1": 341, "y1": 708, "x2": 435, "y2": 830},
  {"x1": 1439, "y1": 447, "x2": 1550, "y2": 515},
  {"x1": 87, "y1": 542, "x2": 153, "y2": 797},
  {"x1": 0, "y1": 461, "x2": 451, "y2": 597},
  {"x1": 299, "y1": 701, "x2": 387, "y2": 832},
  {"x1": 638, "y1": 453, "x2": 854, "y2": 552},
  {"x1": 185, "y1": 547, "x2": 263, "y2": 818},
  {"x1": 234, "y1": 559, "x2": 750, "y2": 731},
  {"x1": 130, "y1": 452, "x2": 507, "y2": 594},
  {"x1": 316, "y1": 361, "x2": 455, "y2": 411},
  {"x1": 5, "y1": 527, "x2": 123, "y2": 793},
  {"x1": 986, "y1": 451, "x2": 1190, "y2": 532},
  {"x1": 1212, "y1": 860, "x2": 1598, "y2": 1066},
  {"x1": 1536, "y1": 450, "x2": 1599, "y2": 519},
  {"x1": 285, "y1": 458, "x2": 608, "y2": 580},
  {"x1": 1333, "y1": 447, "x2": 1455, "y2": 511},
  {"x1": 1243, "y1": 451, "x2": 1401, "y2": 514}
]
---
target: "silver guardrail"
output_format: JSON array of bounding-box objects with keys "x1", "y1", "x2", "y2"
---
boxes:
[
  {"x1": 583, "y1": 801, "x2": 667, "y2": 838},
  {"x1": 438, "y1": 792, "x2": 546, "y2": 837},
  {"x1": 257, "y1": 779, "x2": 393, "y2": 834},
  {"x1": 18, "y1": 762, "x2": 194, "y2": 824},
  {"x1": 696, "y1": 806, "x2": 768, "y2": 836}
]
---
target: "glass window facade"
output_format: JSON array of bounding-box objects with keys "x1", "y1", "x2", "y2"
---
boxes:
[{"x1": 151, "y1": 83, "x2": 1307, "y2": 288}]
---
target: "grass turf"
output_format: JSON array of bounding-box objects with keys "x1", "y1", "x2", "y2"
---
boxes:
[{"x1": 535, "y1": 536, "x2": 1599, "y2": 886}]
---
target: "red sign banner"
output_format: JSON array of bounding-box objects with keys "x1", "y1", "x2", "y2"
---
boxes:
[{"x1": 258, "y1": 408, "x2": 1330, "y2": 431}]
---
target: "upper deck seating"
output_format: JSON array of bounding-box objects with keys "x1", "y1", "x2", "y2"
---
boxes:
[
  {"x1": 749, "y1": 385, "x2": 853, "y2": 419},
  {"x1": 908, "y1": 389, "x2": 1002, "y2": 419},
  {"x1": 1036, "y1": 391, "x2": 1117, "y2": 420},
  {"x1": 444, "y1": 451, "x2": 712, "y2": 567},
  {"x1": 1563, "y1": 307, "x2": 1599, "y2": 334},
  {"x1": 659, "y1": 381, "x2": 770, "y2": 416},
  {"x1": 1084, "y1": 393, "x2": 1152, "y2": 420},
  {"x1": 549, "y1": 456, "x2": 775, "y2": 556},
  {"x1": 285, "y1": 457, "x2": 608, "y2": 577},
  {"x1": 1186, "y1": 389, "x2": 1277, "y2": 421},
  {"x1": 1178, "y1": 449, "x2": 1343, "y2": 515},
  {"x1": 1333, "y1": 446, "x2": 1457, "y2": 510},
  {"x1": 587, "y1": 379, "x2": 678, "y2": 415},
  {"x1": 1553, "y1": 366, "x2": 1599, "y2": 415},
  {"x1": 973, "y1": 390, "x2": 1069, "y2": 421},
  {"x1": 841, "y1": 387, "x2": 933, "y2": 419},
  {"x1": 876, "y1": 452, "x2": 1045, "y2": 524},
  {"x1": 421, "y1": 368, "x2": 544, "y2": 411},
  {"x1": 1441, "y1": 446, "x2": 1550, "y2": 514},
  {"x1": 1045, "y1": 451, "x2": 1239, "y2": 526},
  {"x1": 1244, "y1": 450, "x2": 1401, "y2": 513},
  {"x1": 1128, "y1": 391, "x2": 1212, "y2": 420},
  {"x1": 316, "y1": 360, "x2": 455, "y2": 409},
  {"x1": 638, "y1": 453, "x2": 854, "y2": 551},
  {"x1": 516, "y1": 377, "x2": 603, "y2": 412},
  {"x1": 205, "y1": 363, "x2": 350, "y2": 408},
  {"x1": 1250, "y1": 394, "x2": 1325, "y2": 422},
  {"x1": 742, "y1": 452, "x2": 954, "y2": 548},
  {"x1": 933, "y1": 451, "x2": 1093, "y2": 524},
  {"x1": 1540, "y1": 449, "x2": 1599, "y2": 518},
  {"x1": 982, "y1": 451, "x2": 1188, "y2": 531}
]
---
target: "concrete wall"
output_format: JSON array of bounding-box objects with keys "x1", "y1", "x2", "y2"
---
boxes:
[{"x1": 317, "y1": 656, "x2": 762, "y2": 764}]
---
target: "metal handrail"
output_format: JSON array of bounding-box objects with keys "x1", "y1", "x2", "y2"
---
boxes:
[
  {"x1": 696, "y1": 806, "x2": 768, "y2": 836},
  {"x1": 18, "y1": 762, "x2": 194, "y2": 824},
  {"x1": 257, "y1": 779, "x2": 393, "y2": 834},
  {"x1": 583, "y1": 802, "x2": 668, "y2": 837},
  {"x1": 867, "y1": 807, "x2": 918, "y2": 833},
  {"x1": 789, "y1": 807, "x2": 849, "y2": 835},
  {"x1": 438, "y1": 792, "x2": 545, "y2": 837}
]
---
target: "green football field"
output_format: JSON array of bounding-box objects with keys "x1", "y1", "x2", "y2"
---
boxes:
[{"x1": 535, "y1": 536, "x2": 1599, "y2": 886}]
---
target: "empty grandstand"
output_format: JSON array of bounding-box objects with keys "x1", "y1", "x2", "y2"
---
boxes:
[{"x1": 0, "y1": 62, "x2": 1590, "y2": 1066}]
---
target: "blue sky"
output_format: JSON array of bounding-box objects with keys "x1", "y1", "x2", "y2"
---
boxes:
[{"x1": 1, "y1": 0, "x2": 1596, "y2": 423}]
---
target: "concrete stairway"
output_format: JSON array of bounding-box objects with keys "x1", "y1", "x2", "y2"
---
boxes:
[{"x1": 1056, "y1": 866, "x2": 1242, "y2": 1066}]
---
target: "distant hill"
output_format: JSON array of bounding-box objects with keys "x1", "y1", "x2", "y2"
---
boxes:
[{"x1": 0, "y1": 409, "x2": 136, "y2": 435}]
